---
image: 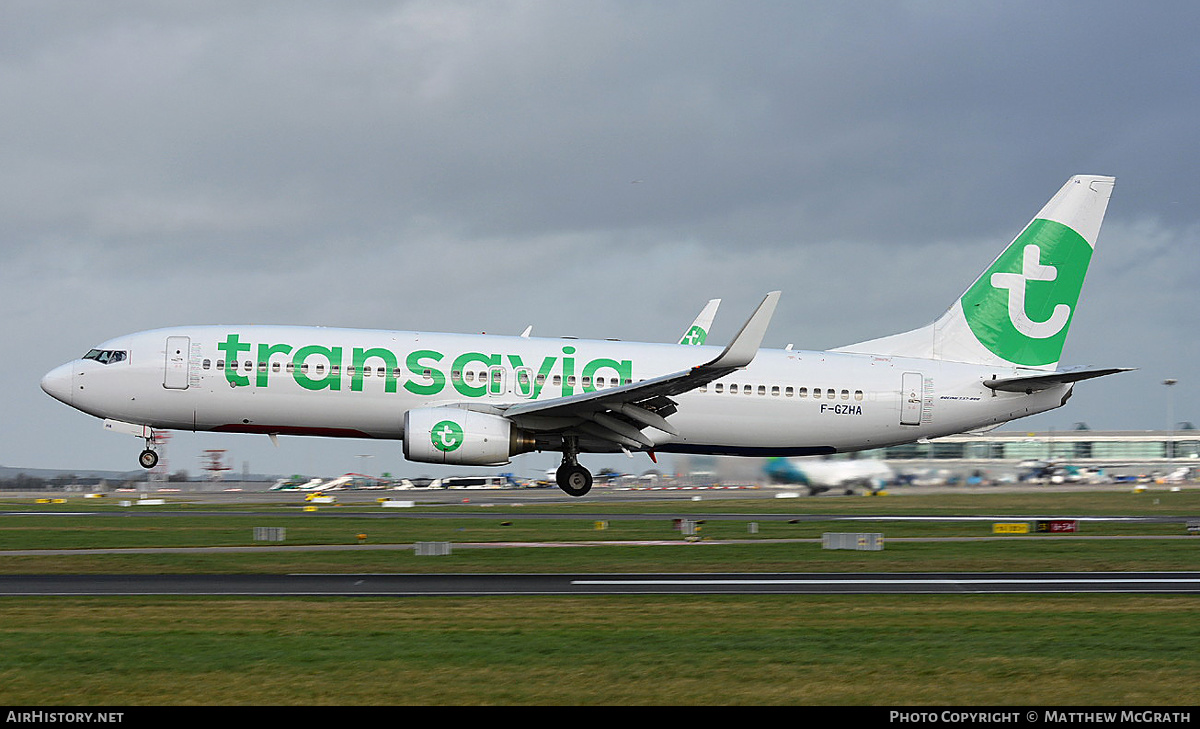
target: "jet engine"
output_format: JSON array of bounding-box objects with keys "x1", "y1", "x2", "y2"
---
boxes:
[{"x1": 403, "y1": 407, "x2": 536, "y2": 466}]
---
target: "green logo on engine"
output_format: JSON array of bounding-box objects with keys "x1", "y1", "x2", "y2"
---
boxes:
[
  {"x1": 960, "y1": 219, "x2": 1092, "y2": 367},
  {"x1": 431, "y1": 420, "x2": 464, "y2": 452}
]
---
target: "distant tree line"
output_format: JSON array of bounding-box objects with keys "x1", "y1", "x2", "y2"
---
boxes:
[
  {"x1": 0, "y1": 473, "x2": 72, "y2": 490},
  {"x1": 0, "y1": 471, "x2": 191, "y2": 490}
]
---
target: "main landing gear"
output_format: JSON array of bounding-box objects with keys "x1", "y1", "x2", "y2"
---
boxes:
[
  {"x1": 556, "y1": 436, "x2": 593, "y2": 497},
  {"x1": 138, "y1": 434, "x2": 159, "y2": 469},
  {"x1": 139, "y1": 448, "x2": 159, "y2": 469}
]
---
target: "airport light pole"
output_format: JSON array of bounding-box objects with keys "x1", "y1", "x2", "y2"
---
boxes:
[
  {"x1": 1163, "y1": 379, "x2": 1177, "y2": 463},
  {"x1": 357, "y1": 454, "x2": 374, "y2": 476}
]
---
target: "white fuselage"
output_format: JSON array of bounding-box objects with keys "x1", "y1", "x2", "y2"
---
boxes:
[{"x1": 41, "y1": 325, "x2": 1070, "y2": 458}]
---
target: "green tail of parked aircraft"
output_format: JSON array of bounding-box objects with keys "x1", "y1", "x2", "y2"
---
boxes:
[
  {"x1": 679, "y1": 299, "x2": 720, "y2": 345},
  {"x1": 43, "y1": 175, "x2": 1130, "y2": 496}
]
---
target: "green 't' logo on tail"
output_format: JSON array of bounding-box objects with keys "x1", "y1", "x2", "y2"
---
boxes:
[{"x1": 960, "y1": 219, "x2": 1093, "y2": 367}]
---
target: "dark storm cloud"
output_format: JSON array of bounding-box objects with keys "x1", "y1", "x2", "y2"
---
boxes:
[{"x1": 3, "y1": 1, "x2": 1197, "y2": 472}]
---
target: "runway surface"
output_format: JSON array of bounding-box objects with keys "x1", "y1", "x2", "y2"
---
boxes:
[
  {"x1": 5, "y1": 486, "x2": 1196, "y2": 597},
  {"x1": 3, "y1": 572, "x2": 1200, "y2": 596}
]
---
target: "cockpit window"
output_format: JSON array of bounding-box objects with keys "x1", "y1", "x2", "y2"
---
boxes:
[{"x1": 83, "y1": 349, "x2": 127, "y2": 364}]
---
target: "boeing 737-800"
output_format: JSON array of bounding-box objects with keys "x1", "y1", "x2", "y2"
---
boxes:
[{"x1": 41, "y1": 175, "x2": 1129, "y2": 496}]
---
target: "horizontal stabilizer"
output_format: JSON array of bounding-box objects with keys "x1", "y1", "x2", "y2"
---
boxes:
[{"x1": 983, "y1": 367, "x2": 1134, "y2": 393}]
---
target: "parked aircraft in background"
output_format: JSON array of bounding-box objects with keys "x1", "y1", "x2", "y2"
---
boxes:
[
  {"x1": 679, "y1": 299, "x2": 720, "y2": 345},
  {"x1": 42, "y1": 176, "x2": 1129, "y2": 496},
  {"x1": 764, "y1": 456, "x2": 895, "y2": 495},
  {"x1": 515, "y1": 298, "x2": 718, "y2": 345}
]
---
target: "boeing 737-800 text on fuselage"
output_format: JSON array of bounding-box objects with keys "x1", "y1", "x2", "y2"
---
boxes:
[{"x1": 42, "y1": 176, "x2": 1129, "y2": 496}]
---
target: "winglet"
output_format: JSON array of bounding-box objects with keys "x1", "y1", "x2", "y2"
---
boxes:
[{"x1": 703, "y1": 291, "x2": 780, "y2": 370}]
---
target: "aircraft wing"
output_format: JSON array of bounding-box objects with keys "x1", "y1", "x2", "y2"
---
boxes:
[
  {"x1": 983, "y1": 366, "x2": 1134, "y2": 393},
  {"x1": 501, "y1": 291, "x2": 780, "y2": 448}
]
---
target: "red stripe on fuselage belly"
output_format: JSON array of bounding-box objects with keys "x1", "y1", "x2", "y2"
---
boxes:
[{"x1": 212, "y1": 424, "x2": 381, "y2": 439}]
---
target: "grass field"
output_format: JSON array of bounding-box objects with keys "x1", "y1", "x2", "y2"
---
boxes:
[
  {"x1": 1, "y1": 489, "x2": 1197, "y2": 705},
  {"x1": 1, "y1": 595, "x2": 1197, "y2": 705}
]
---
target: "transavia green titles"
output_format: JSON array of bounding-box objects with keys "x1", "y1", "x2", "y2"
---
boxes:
[{"x1": 216, "y1": 333, "x2": 633, "y2": 399}]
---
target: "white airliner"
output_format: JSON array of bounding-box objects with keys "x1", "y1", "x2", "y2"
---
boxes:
[
  {"x1": 763, "y1": 456, "x2": 895, "y2": 495},
  {"x1": 42, "y1": 175, "x2": 1129, "y2": 496}
]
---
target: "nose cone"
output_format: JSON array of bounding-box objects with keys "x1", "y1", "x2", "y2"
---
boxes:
[{"x1": 41, "y1": 363, "x2": 74, "y2": 405}]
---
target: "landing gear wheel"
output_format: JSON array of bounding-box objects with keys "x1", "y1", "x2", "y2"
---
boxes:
[
  {"x1": 556, "y1": 464, "x2": 593, "y2": 497},
  {"x1": 139, "y1": 449, "x2": 159, "y2": 470}
]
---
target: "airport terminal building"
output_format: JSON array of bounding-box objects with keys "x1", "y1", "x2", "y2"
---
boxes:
[
  {"x1": 868, "y1": 429, "x2": 1196, "y2": 463},
  {"x1": 690, "y1": 428, "x2": 1199, "y2": 486},
  {"x1": 853, "y1": 428, "x2": 1198, "y2": 478}
]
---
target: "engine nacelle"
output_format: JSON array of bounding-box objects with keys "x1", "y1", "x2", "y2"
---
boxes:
[{"x1": 403, "y1": 407, "x2": 536, "y2": 466}]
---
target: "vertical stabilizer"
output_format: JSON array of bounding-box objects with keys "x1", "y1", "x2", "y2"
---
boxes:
[
  {"x1": 834, "y1": 175, "x2": 1115, "y2": 371},
  {"x1": 679, "y1": 299, "x2": 721, "y2": 345}
]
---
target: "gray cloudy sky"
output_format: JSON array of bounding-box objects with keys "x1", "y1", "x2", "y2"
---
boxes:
[{"x1": 4, "y1": 1, "x2": 1197, "y2": 479}]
